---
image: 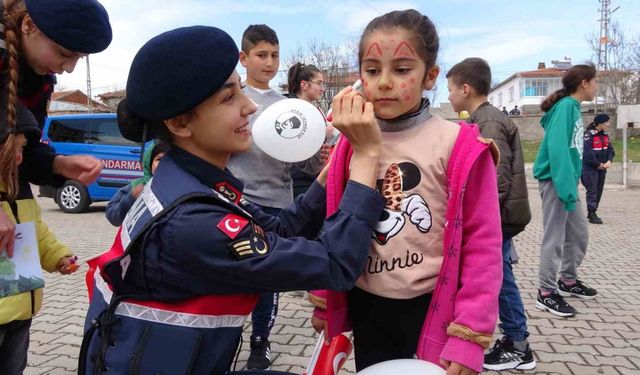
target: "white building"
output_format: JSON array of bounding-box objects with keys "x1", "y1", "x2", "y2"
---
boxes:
[{"x1": 489, "y1": 61, "x2": 570, "y2": 114}]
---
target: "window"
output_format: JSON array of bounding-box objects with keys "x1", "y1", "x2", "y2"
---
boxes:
[
  {"x1": 489, "y1": 96, "x2": 494, "y2": 105},
  {"x1": 521, "y1": 78, "x2": 562, "y2": 97},
  {"x1": 92, "y1": 119, "x2": 138, "y2": 146},
  {"x1": 498, "y1": 93, "x2": 503, "y2": 107},
  {"x1": 48, "y1": 119, "x2": 90, "y2": 143},
  {"x1": 509, "y1": 86, "x2": 515, "y2": 102},
  {"x1": 47, "y1": 118, "x2": 138, "y2": 146}
]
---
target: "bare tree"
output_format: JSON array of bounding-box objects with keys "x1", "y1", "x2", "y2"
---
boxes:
[{"x1": 588, "y1": 22, "x2": 640, "y2": 106}]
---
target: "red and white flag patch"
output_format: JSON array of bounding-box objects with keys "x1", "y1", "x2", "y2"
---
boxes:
[{"x1": 217, "y1": 214, "x2": 249, "y2": 239}]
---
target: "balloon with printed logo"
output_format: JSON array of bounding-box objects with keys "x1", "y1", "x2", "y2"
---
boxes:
[{"x1": 252, "y1": 98, "x2": 326, "y2": 163}]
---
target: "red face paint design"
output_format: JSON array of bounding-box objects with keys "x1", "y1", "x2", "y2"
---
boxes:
[
  {"x1": 365, "y1": 42, "x2": 383, "y2": 59},
  {"x1": 394, "y1": 41, "x2": 416, "y2": 59}
]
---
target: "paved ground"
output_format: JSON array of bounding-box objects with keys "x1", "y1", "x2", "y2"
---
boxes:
[{"x1": 24, "y1": 184, "x2": 640, "y2": 375}]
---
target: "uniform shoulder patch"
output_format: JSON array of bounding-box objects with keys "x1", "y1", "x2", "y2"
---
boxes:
[
  {"x1": 227, "y1": 223, "x2": 270, "y2": 260},
  {"x1": 217, "y1": 213, "x2": 249, "y2": 239}
]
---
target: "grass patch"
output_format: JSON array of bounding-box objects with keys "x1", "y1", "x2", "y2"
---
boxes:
[{"x1": 520, "y1": 137, "x2": 640, "y2": 163}]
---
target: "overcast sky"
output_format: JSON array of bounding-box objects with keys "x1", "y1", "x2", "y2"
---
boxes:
[{"x1": 56, "y1": 0, "x2": 640, "y2": 105}]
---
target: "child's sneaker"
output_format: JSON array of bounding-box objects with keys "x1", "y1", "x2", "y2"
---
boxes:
[
  {"x1": 247, "y1": 337, "x2": 271, "y2": 370},
  {"x1": 535, "y1": 290, "x2": 577, "y2": 317},
  {"x1": 558, "y1": 279, "x2": 598, "y2": 300},
  {"x1": 484, "y1": 336, "x2": 536, "y2": 371}
]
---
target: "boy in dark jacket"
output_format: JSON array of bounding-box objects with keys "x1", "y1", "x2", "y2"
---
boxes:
[{"x1": 447, "y1": 57, "x2": 534, "y2": 371}]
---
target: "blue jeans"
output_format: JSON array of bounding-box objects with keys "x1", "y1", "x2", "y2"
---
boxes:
[
  {"x1": 251, "y1": 205, "x2": 281, "y2": 340},
  {"x1": 0, "y1": 319, "x2": 31, "y2": 375},
  {"x1": 498, "y1": 236, "x2": 529, "y2": 342}
]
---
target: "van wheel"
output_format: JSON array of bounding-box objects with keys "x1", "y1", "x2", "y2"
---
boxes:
[{"x1": 56, "y1": 181, "x2": 90, "y2": 213}]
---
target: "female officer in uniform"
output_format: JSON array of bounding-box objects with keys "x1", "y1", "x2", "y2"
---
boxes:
[
  {"x1": 80, "y1": 26, "x2": 384, "y2": 375},
  {"x1": 582, "y1": 113, "x2": 615, "y2": 224}
]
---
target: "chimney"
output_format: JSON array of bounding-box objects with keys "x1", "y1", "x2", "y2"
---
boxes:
[{"x1": 537, "y1": 62, "x2": 546, "y2": 70}]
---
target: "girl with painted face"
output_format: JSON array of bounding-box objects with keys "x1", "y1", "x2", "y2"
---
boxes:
[
  {"x1": 308, "y1": 9, "x2": 502, "y2": 375},
  {"x1": 80, "y1": 26, "x2": 384, "y2": 375},
  {"x1": 0, "y1": 0, "x2": 112, "y2": 256}
]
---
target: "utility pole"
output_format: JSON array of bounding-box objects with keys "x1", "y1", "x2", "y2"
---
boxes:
[
  {"x1": 86, "y1": 55, "x2": 92, "y2": 113},
  {"x1": 597, "y1": 0, "x2": 619, "y2": 110}
]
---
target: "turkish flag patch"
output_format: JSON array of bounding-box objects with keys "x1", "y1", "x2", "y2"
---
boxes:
[{"x1": 217, "y1": 214, "x2": 249, "y2": 239}]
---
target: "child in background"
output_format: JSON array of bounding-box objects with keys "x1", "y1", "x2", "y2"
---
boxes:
[
  {"x1": 227, "y1": 24, "x2": 328, "y2": 370},
  {"x1": 0, "y1": 104, "x2": 78, "y2": 374},
  {"x1": 582, "y1": 113, "x2": 614, "y2": 224},
  {"x1": 105, "y1": 141, "x2": 170, "y2": 226},
  {"x1": 447, "y1": 57, "x2": 535, "y2": 371},
  {"x1": 287, "y1": 62, "x2": 331, "y2": 198},
  {"x1": 309, "y1": 9, "x2": 502, "y2": 374},
  {"x1": 534, "y1": 63, "x2": 599, "y2": 317}
]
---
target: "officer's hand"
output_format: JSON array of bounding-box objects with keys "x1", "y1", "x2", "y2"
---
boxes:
[
  {"x1": 604, "y1": 161, "x2": 612, "y2": 169},
  {"x1": 0, "y1": 210, "x2": 16, "y2": 258},
  {"x1": 440, "y1": 359, "x2": 477, "y2": 375},
  {"x1": 331, "y1": 86, "x2": 381, "y2": 158},
  {"x1": 53, "y1": 155, "x2": 103, "y2": 185}
]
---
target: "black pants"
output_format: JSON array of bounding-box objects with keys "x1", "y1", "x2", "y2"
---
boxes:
[
  {"x1": 0, "y1": 319, "x2": 32, "y2": 375},
  {"x1": 347, "y1": 287, "x2": 432, "y2": 371},
  {"x1": 581, "y1": 168, "x2": 606, "y2": 212}
]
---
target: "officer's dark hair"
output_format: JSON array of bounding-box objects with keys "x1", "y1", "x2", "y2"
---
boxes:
[
  {"x1": 541, "y1": 63, "x2": 596, "y2": 112},
  {"x1": 287, "y1": 62, "x2": 322, "y2": 96},
  {"x1": 241, "y1": 24, "x2": 279, "y2": 53},
  {"x1": 446, "y1": 58, "x2": 491, "y2": 96},
  {"x1": 358, "y1": 9, "x2": 439, "y2": 71}
]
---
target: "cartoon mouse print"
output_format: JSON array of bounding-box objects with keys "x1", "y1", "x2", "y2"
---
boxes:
[{"x1": 374, "y1": 162, "x2": 431, "y2": 245}]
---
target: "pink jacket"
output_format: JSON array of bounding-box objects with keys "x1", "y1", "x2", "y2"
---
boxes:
[{"x1": 309, "y1": 122, "x2": 502, "y2": 373}]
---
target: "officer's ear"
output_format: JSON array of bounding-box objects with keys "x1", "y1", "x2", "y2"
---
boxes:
[{"x1": 164, "y1": 113, "x2": 192, "y2": 139}]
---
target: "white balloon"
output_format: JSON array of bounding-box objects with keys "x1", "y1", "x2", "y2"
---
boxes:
[
  {"x1": 252, "y1": 98, "x2": 326, "y2": 163},
  {"x1": 357, "y1": 359, "x2": 446, "y2": 375}
]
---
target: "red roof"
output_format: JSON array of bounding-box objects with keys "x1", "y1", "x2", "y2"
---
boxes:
[
  {"x1": 51, "y1": 90, "x2": 109, "y2": 111},
  {"x1": 519, "y1": 67, "x2": 566, "y2": 78},
  {"x1": 98, "y1": 89, "x2": 126, "y2": 100}
]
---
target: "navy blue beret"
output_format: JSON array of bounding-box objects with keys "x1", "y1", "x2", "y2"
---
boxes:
[
  {"x1": 25, "y1": 0, "x2": 112, "y2": 54},
  {"x1": 594, "y1": 114, "x2": 610, "y2": 125},
  {"x1": 125, "y1": 26, "x2": 239, "y2": 121}
]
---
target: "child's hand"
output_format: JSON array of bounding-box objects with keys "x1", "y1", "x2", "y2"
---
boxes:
[
  {"x1": 0, "y1": 210, "x2": 16, "y2": 258},
  {"x1": 311, "y1": 315, "x2": 331, "y2": 344},
  {"x1": 440, "y1": 359, "x2": 477, "y2": 375},
  {"x1": 331, "y1": 86, "x2": 381, "y2": 158},
  {"x1": 132, "y1": 184, "x2": 144, "y2": 198},
  {"x1": 58, "y1": 255, "x2": 80, "y2": 274},
  {"x1": 319, "y1": 144, "x2": 331, "y2": 164}
]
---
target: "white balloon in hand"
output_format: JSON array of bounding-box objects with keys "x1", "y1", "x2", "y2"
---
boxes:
[
  {"x1": 252, "y1": 98, "x2": 326, "y2": 163},
  {"x1": 357, "y1": 359, "x2": 446, "y2": 375}
]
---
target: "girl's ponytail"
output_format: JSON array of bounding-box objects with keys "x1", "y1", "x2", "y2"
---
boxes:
[
  {"x1": 0, "y1": 0, "x2": 27, "y2": 200},
  {"x1": 287, "y1": 63, "x2": 303, "y2": 95},
  {"x1": 540, "y1": 88, "x2": 568, "y2": 113}
]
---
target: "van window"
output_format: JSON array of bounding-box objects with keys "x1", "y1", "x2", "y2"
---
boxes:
[
  {"x1": 47, "y1": 118, "x2": 137, "y2": 146},
  {"x1": 48, "y1": 119, "x2": 90, "y2": 143},
  {"x1": 92, "y1": 119, "x2": 138, "y2": 146}
]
